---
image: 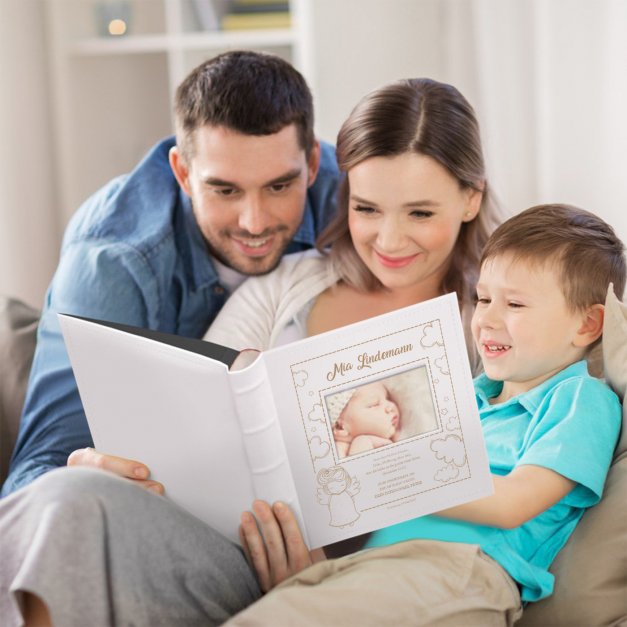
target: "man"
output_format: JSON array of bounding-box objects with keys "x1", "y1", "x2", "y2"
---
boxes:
[{"x1": 1, "y1": 50, "x2": 339, "y2": 497}]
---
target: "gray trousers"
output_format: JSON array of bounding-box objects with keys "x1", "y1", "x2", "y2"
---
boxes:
[{"x1": 0, "y1": 467, "x2": 261, "y2": 627}]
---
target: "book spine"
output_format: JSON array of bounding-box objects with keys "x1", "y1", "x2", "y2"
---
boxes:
[{"x1": 229, "y1": 361, "x2": 304, "y2": 536}]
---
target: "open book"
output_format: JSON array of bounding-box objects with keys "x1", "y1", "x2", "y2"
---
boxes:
[{"x1": 59, "y1": 293, "x2": 492, "y2": 549}]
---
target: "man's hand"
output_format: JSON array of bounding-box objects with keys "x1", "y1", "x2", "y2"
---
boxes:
[
  {"x1": 239, "y1": 500, "x2": 325, "y2": 593},
  {"x1": 67, "y1": 448, "x2": 164, "y2": 494}
]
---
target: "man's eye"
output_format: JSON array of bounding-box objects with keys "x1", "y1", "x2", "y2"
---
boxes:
[
  {"x1": 269, "y1": 183, "x2": 290, "y2": 193},
  {"x1": 476, "y1": 297, "x2": 490, "y2": 305},
  {"x1": 214, "y1": 187, "x2": 238, "y2": 197}
]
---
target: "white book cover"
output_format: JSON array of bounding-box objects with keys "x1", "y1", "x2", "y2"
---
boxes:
[{"x1": 59, "y1": 292, "x2": 492, "y2": 548}]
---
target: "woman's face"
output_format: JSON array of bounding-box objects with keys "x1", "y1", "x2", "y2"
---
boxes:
[{"x1": 347, "y1": 153, "x2": 481, "y2": 297}]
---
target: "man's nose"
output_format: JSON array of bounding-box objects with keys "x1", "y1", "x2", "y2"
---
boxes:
[{"x1": 238, "y1": 197, "x2": 270, "y2": 235}]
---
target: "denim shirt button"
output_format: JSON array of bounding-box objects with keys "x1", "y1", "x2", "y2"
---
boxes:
[{"x1": 213, "y1": 285, "x2": 225, "y2": 295}]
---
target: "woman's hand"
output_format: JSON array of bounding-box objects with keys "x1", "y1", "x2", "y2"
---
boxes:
[
  {"x1": 239, "y1": 500, "x2": 325, "y2": 593},
  {"x1": 67, "y1": 447, "x2": 164, "y2": 494}
]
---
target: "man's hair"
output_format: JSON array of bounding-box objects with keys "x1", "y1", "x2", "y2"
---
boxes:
[
  {"x1": 317, "y1": 78, "x2": 501, "y2": 308},
  {"x1": 174, "y1": 50, "x2": 314, "y2": 161},
  {"x1": 481, "y1": 204, "x2": 626, "y2": 310}
]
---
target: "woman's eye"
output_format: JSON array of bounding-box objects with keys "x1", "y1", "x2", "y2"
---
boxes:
[
  {"x1": 410, "y1": 210, "x2": 434, "y2": 219},
  {"x1": 352, "y1": 204, "x2": 377, "y2": 214}
]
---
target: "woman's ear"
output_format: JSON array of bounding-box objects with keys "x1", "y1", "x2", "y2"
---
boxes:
[
  {"x1": 573, "y1": 304, "x2": 605, "y2": 348},
  {"x1": 462, "y1": 184, "x2": 484, "y2": 223}
]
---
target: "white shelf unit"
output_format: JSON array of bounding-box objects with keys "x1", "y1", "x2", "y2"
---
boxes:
[{"x1": 45, "y1": 0, "x2": 309, "y2": 223}]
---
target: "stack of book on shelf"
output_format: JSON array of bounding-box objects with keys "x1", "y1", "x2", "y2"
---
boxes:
[{"x1": 221, "y1": 0, "x2": 291, "y2": 31}]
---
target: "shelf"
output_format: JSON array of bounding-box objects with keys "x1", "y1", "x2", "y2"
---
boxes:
[{"x1": 69, "y1": 28, "x2": 297, "y2": 55}]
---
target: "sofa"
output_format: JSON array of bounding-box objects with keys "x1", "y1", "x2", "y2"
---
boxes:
[{"x1": 0, "y1": 292, "x2": 625, "y2": 626}]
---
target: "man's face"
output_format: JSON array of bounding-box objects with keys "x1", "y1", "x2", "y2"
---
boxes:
[{"x1": 170, "y1": 124, "x2": 320, "y2": 275}]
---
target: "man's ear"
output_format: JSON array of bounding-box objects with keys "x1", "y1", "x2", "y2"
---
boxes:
[
  {"x1": 169, "y1": 146, "x2": 192, "y2": 196},
  {"x1": 573, "y1": 304, "x2": 605, "y2": 348},
  {"x1": 306, "y1": 140, "x2": 321, "y2": 188}
]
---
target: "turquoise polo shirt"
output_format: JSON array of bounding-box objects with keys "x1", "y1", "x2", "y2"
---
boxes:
[{"x1": 366, "y1": 361, "x2": 621, "y2": 602}]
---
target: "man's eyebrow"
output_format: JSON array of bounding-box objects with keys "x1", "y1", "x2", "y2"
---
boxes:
[
  {"x1": 203, "y1": 168, "x2": 303, "y2": 188},
  {"x1": 266, "y1": 168, "x2": 303, "y2": 186}
]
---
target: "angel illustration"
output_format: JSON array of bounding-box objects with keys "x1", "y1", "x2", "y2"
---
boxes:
[{"x1": 316, "y1": 466, "x2": 361, "y2": 528}]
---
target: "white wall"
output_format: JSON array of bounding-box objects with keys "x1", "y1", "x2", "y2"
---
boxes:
[
  {"x1": 0, "y1": 0, "x2": 60, "y2": 308},
  {"x1": 1, "y1": 0, "x2": 626, "y2": 307}
]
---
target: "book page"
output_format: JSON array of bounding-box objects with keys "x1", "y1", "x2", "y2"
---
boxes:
[
  {"x1": 59, "y1": 315, "x2": 255, "y2": 545},
  {"x1": 263, "y1": 293, "x2": 492, "y2": 548}
]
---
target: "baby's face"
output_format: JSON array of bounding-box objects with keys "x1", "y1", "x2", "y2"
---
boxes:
[{"x1": 342, "y1": 382, "x2": 400, "y2": 439}]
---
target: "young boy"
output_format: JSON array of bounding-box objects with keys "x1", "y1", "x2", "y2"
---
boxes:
[{"x1": 227, "y1": 204, "x2": 625, "y2": 626}]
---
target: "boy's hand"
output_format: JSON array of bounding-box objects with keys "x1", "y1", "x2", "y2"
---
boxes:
[
  {"x1": 239, "y1": 500, "x2": 324, "y2": 592},
  {"x1": 67, "y1": 447, "x2": 164, "y2": 494}
]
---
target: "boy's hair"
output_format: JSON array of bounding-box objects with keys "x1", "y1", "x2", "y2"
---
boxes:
[
  {"x1": 481, "y1": 204, "x2": 626, "y2": 310},
  {"x1": 174, "y1": 50, "x2": 314, "y2": 162},
  {"x1": 316, "y1": 78, "x2": 501, "y2": 307}
]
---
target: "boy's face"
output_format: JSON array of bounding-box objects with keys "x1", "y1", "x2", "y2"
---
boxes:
[
  {"x1": 471, "y1": 254, "x2": 588, "y2": 398},
  {"x1": 170, "y1": 124, "x2": 320, "y2": 276},
  {"x1": 340, "y1": 382, "x2": 400, "y2": 439}
]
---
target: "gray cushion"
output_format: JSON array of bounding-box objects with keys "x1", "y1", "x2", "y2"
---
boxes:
[{"x1": 0, "y1": 297, "x2": 39, "y2": 485}]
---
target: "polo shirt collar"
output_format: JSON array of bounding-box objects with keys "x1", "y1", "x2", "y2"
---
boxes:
[{"x1": 475, "y1": 360, "x2": 589, "y2": 413}]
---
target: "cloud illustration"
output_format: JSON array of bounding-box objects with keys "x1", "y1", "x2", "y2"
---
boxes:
[
  {"x1": 446, "y1": 415, "x2": 460, "y2": 431},
  {"x1": 434, "y1": 355, "x2": 450, "y2": 376},
  {"x1": 293, "y1": 370, "x2": 309, "y2": 388},
  {"x1": 434, "y1": 463, "x2": 460, "y2": 483},
  {"x1": 420, "y1": 323, "x2": 443, "y2": 348},
  {"x1": 308, "y1": 402, "x2": 325, "y2": 423},
  {"x1": 309, "y1": 436, "x2": 330, "y2": 460},
  {"x1": 430, "y1": 435, "x2": 466, "y2": 467}
]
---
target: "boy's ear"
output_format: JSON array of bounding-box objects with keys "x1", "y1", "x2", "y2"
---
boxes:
[{"x1": 573, "y1": 304, "x2": 605, "y2": 348}]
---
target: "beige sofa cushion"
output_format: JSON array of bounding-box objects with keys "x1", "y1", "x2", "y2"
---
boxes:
[
  {"x1": 0, "y1": 297, "x2": 39, "y2": 485},
  {"x1": 518, "y1": 287, "x2": 627, "y2": 626}
]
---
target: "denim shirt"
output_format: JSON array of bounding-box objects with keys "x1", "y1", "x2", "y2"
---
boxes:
[{"x1": 2, "y1": 136, "x2": 340, "y2": 496}]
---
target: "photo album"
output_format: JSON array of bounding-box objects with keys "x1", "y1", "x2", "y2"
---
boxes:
[{"x1": 59, "y1": 292, "x2": 492, "y2": 549}]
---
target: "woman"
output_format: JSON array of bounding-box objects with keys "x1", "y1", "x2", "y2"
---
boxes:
[{"x1": 2, "y1": 78, "x2": 502, "y2": 627}]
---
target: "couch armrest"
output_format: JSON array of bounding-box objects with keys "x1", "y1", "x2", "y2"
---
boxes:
[{"x1": 0, "y1": 296, "x2": 39, "y2": 485}]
